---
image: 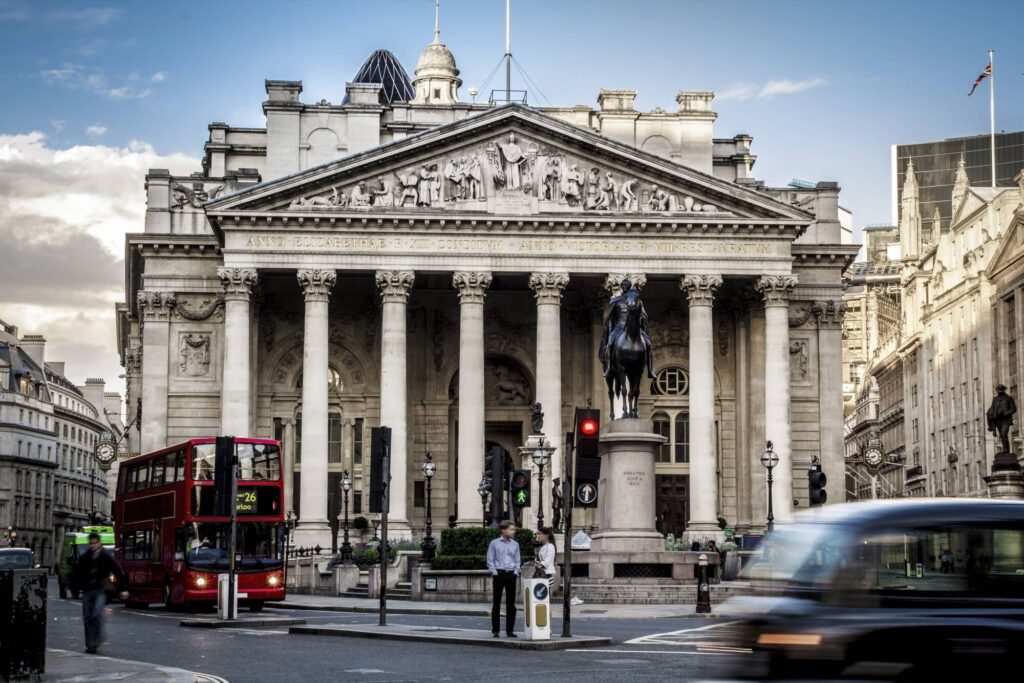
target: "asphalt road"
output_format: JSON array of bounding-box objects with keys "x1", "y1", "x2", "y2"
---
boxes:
[{"x1": 46, "y1": 581, "x2": 752, "y2": 682}]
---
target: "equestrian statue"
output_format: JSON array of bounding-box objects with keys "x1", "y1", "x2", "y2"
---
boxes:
[{"x1": 600, "y1": 278, "x2": 656, "y2": 419}]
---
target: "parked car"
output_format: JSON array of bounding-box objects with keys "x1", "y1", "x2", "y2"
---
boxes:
[
  {"x1": 0, "y1": 547, "x2": 34, "y2": 569},
  {"x1": 56, "y1": 525, "x2": 115, "y2": 598},
  {"x1": 733, "y1": 499, "x2": 1024, "y2": 680}
]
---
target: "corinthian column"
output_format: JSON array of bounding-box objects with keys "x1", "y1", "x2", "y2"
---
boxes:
[
  {"x1": 814, "y1": 299, "x2": 846, "y2": 506},
  {"x1": 137, "y1": 291, "x2": 176, "y2": 452},
  {"x1": 376, "y1": 270, "x2": 415, "y2": 537},
  {"x1": 295, "y1": 268, "x2": 336, "y2": 546},
  {"x1": 756, "y1": 274, "x2": 798, "y2": 524},
  {"x1": 529, "y1": 272, "x2": 569, "y2": 527},
  {"x1": 218, "y1": 267, "x2": 257, "y2": 436},
  {"x1": 453, "y1": 271, "x2": 492, "y2": 525},
  {"x1": 681, "y1": 274, "x2": 722, "y2": 539}
]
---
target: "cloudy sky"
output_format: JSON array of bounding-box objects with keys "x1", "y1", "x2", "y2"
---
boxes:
[{"x1": 1, "y1": 0, "x2": 1022, "y2": 391}]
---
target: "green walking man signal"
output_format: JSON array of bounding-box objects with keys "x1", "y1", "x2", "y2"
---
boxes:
[{"x1": 510, "y1": 469, "x2": 531, "y2": 508}]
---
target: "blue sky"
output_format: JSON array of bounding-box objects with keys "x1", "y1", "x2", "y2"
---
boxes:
[{"x1": 1, "y1": 0, "x2": 1022, "y2": 384}]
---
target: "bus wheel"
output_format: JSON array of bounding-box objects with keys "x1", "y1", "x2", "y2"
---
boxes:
[{"x1": 248, "y1": 601, "x2": 265, "y2": 613}]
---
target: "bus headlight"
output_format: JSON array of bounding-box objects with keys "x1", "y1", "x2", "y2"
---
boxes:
[
  {"x1": 268, "y1": 574, "x2": 280, "y2": 587},
  {"x1": 195, "y1": 576, "x2": 207, "y2": 588}
]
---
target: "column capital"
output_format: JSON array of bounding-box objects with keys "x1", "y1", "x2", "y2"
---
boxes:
[
  {"x1": 680, "y1": 274, "x2": 722, "y2": 306},
  {"x1": 297, "y1": 269, "x2": 337, "y2": 302},
  {"x1": 812, "y1": 299, "x2": 847, "y2": 329},
  {"x1": 375, "y1": 270, "x2": 415, "y2": 303},
  {"x1": 452, "y1": 271, "x2": 492, "y2": 304},
  {"x1": 604, "y1": 273, "x2": 646, "y2": 297},
  {"x1": 137, "y1": 290, "x2": 176, "y2": 323},
  {"x1": 755, "y1": 274, "x2": 798, "y2": 307},
  {"x1": 217, "y1": 267, "x2": 258, "y2": 301},
  {"x1": 529, "y1": 272, "x2": 570, "y2": 304}
]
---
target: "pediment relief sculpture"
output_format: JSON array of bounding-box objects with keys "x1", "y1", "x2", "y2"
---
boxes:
[{"x1": 281, "y1": 132, "x2": 733, "y2": 218}]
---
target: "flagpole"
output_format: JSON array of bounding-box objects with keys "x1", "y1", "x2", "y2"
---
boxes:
[{"x1": 989, "y1": 49, "x2": 996, "y2": 188}]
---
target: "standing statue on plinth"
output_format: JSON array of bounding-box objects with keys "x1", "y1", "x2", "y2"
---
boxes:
[
  {"x1": 600, "y1": 278, "x2": 655, "y2": 419},
  {"x1": 987, "y1": 384, "x2": 1018, "y2": 468},
  {"x1": 551, "y1": 477, "x2": 564, "y2": 532},
  {"x1": 530, "y1": 401, "x2": 544, "y2": 435}
]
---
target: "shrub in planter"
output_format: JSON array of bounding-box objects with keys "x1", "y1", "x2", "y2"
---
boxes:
[
  {"x1": 353, "y1": 516, "x2": 369, "y2": 531},
  {"x1": 430, "y1": 555, "x2": 488, "y2": 571},
  {"x1": 439, "y1": 527, "x2": 535, "y2": 560}
]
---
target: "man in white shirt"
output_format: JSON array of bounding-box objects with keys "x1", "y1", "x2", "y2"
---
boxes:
[{"x1": 486, "y1": 521, "x2": 521, "y2": 637}]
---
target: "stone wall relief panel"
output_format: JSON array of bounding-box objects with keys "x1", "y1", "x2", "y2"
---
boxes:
[
  {"x1": 281, "y1": 132, "x2": 736, "y2": 218},
  {"x1": 173, "y1": 294, "x2": 225, "y2": 323},
  {"x1": 172, "y1": 329, "x2": 218, "y2": 384},
  {"x1": 788, "y1": 336, "x2": 818, "y2": 391}
]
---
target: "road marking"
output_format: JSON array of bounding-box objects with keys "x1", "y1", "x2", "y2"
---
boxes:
[
  {"x1": 566, "y1": 649, "x2": 732, "y2": 655},
  {"x1": 625, "y1": 620, "x2": 741, "y2": 645}
]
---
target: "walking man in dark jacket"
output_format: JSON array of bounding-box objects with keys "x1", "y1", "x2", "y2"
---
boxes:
[{"x1": 68, "y1": 532, "x2": 128, "y2": 653}]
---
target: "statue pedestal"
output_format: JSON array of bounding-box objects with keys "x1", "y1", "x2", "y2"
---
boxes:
[
  {"x1": 591, "y1": 419, "x2": 665, "y2": 553},
  {"x1": 985, "y1": 452, "x2": 1024, "y2": 500}
]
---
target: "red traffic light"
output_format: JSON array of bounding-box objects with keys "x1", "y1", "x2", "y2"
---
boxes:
[
  {"x1": 511, "y1": 471, "x2": 528, "y2": 487},
  {"x1": 579, "y1": 418, "x2": 598, "y2": 436}
]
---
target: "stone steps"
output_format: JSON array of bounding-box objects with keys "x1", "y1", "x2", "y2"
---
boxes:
[{"x1": 340, "y1": 581, "x2": 413, "y2": 600}]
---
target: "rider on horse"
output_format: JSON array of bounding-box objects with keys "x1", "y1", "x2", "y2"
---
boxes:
[{"x1": 599, "y1": 278, "x2": 656, "y2": 381}]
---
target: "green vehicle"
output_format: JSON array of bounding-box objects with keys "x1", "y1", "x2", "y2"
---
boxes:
[{"x1": 57, "y1": 525, "x2": 115, "y2": 598}]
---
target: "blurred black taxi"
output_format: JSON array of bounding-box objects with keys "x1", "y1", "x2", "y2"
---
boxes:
[{"x1": 734, "y1": 499, "x2": 1024, "y2": 680}]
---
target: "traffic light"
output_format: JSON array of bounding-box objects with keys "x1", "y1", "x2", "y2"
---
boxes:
[
  {"x1": 486, "y1": 445, "x2": 506, "y2": 523},
  {"x1": 213, "y1": 436, "x2": 235, "y2": 517},
  {"x1": 510, "y1": 469, "x2": 531, "y2": 508},
  {"x1": 808, "y1": 462, "x2": 827, "y2": 506},
  {"x1": 369, "y1": 427, "x2": 391, "y2": 513},
  {"x1": 573, "y1": 408, "x2": 601, "y2": 508}
]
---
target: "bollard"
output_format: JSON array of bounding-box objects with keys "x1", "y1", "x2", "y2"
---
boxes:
[
  {"x1": 0, "y1": 569, "x2": 47, "y2": 681},
  {"x1": 696, "y1": 553, "x2": 711, "y2": 614}
]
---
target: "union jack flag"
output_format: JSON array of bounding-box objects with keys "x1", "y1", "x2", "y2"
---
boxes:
[{"x1": 968, "y1": 60, "x2": 992, "y2": 96}]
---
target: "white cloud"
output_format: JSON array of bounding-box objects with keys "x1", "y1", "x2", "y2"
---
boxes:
[
  {"x1": 46, "y1": 6, "x2": 119, "y2": 28},
  {"x1": 717, "y1": 77, "x2": 828, "y2": 101},
  {"x1": 150, "y1": 71, "x2": 166, "y2": 83},
  {"x1": 86, "y1": 124, "x2": 107, "y2": 137},
  {"x1": 50, "y1": 119, "x2": 65, "y2": 132},
  {"x1": 40, "y1": 63, "x2": 154, "y2": 100},
  {"x1": 0, "y1": 132, "x2": 197, "y2": 383}
]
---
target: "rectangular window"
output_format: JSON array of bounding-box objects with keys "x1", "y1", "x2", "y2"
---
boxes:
[
  {"x1": 353, "y1": 418, "x2": 364, "y2": 465},
  {"x1": 328, "y1": 414, "x2": 342, "y2": 463},
  {"x1": 295, "y1": 418, "x2": 302, "y2": 464},
  {"x1": 674, "y1": 413, "x2": 690, "y2": 463},
  {"x1": 652, "y1": 413, "x2": 670, "y2": 463}
]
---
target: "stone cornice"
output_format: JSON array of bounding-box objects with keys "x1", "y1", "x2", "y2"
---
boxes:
[
  {"x1": 375, "y1": 270, "x2": 415, "y2": 303},
  {"x1": 756, "y1": 274, "x2": 798, "y2": 307},
  {"x1": 452, "y1": 271, "x2": 492, "y2": 304},
  {"x1": 296, "y1": 269, "x2": 337, "y2": 302},
  {"x1": 528, "y1": 272, "x2": 570, "y2": 304},
  {"x1": 217, "y1": 267, "x2": 258, "y2": 301},
  {"x1": 680, "y1": 274, "x2": 722, "y2": 306}
]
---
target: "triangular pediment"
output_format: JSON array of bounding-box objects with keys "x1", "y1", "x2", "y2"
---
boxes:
[
  {"x1": 986, "y1": 213, "x2": 1024, "y2": 278},
  {"x1": 206, "y1": 104, "x2": 811, "y2": 223}
]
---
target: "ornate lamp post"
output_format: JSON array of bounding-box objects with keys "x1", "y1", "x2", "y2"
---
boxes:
[
  {"x1": 3, "y1": 526, "x2": 15, "y2": 548},
  {"x1": 760, "y1": 441, "x2": 780, "y2": 534},
  {"x1": 339, "y1": 471, "x2": 353, "y2": 564},
  {"x1": 421, "y1": 453, "x2": 437, "y2": 562},
  {"x1": 530, "y1": 437, "x2": 554, "y2": 530},
  {"x1": 285, "y1": 510, "x2": 296, "y2": 558},
  {"x1": 477, "y1": 476, "x2": 490, "y2": 526}
]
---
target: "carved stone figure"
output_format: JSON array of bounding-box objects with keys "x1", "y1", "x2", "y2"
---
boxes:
[
  {"x1": 564, "y1": 164, "x2": 584, "y2": 206},
  {"x1": 648, "y1": 184, "x2": 670, "y2": 211},
  {"x1": 543, "y1": 158, "x2": 562, "y2": 202},
  {"x1": 373, "y1": 176, "x2": 394, "y2": 207},
  {"x1": 597, "y1": 172, "x2": 618, "y2": 210},
  {"x1": 290, "y1": 187, "x2": 339, "y2": 209},
  {"x1": 584, "y1": 168, "x2": 601, "y2": 209},
  {"x1": 531, "y1": 401, "x2": 544, "y2": 434},
  {"x1": 789, "y1": 340, "x2": 809, "y2": 381},
  {"x1": 417, "y1": 164, "x2": 440, "y2": 207},
  {"x1": 601, "y1": 278, "x2": 655, "y2": 418},
  {"x1": 987, "y1": 384, "x2": 1017, "y2": 455},
  {"x1": 489, "y1": 134, "x2": 535, "y2": 193},
  {"x1": 350, "y1": 182, "x2": 371, "y2": 207},
  {"x1": 444, "y1": 158, "x2": 464, "y2": 201},
  {"x1": 551, "y1": 478, "x2": 564, "y2": 532},
  {"x1": 619, "y1": 179, "x2": 639, "y2": 211},
  {"x1": 465, "y1": 155, "x2": 484, "y2": 199},
  {"x1": 492, "y1": 364, "x2": 530, "y2": 405},
  {"x1": 171, "y1": 182, "x2": 209, "y2": 209},
  {"x1": 179, "y1": 334, "x2": 210, "y2": 377},
  {"x1": 399, "y1": 168, "x2": 419, "y2": 207}
]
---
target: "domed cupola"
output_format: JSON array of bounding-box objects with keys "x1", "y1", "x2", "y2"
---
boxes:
[{"x1": 411, "y1": 3, "x2": 461, "y2": 105}]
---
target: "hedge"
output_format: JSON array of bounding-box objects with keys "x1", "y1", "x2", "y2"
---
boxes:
[
  {"x1": 439, "y1": 526, "x2": 535, "y2": 560},
  {"x1": 430, "y1": 555, "x2": 488, "y2": 571}
]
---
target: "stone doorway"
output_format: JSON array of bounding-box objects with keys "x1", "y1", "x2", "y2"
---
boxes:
[{"x1": 656, "y1": 474, "x2": 689, "y2": 538}]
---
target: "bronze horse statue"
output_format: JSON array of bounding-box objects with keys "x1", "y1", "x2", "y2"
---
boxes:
[{"x1": 606, "y1": 288, "x2": 649, "y2": 418}]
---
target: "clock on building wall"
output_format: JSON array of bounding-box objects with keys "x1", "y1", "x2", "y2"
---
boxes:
[
  {"x1": 863, "y1": 447, "x2": 884, "y2": 469},
  {"x1": 94, "y1": 440, "x2": 117, "y2": 468}
]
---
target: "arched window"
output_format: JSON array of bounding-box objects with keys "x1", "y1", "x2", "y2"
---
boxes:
[
  {"x1": 296, "y1": 367, "x2": 343, "y2": 392},
  {"x1": 652, "y1": 410, "x2": 690, "y2": 464}
]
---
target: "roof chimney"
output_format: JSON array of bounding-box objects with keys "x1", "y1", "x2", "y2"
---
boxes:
[
  {"x1": 19, "y1": 334, "x2": 45, "y2": 369},
  {"x1": 80, "y1": 378, "x2": 106, "y2": 416}
]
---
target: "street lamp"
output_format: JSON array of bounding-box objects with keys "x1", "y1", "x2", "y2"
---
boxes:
[
  {"x1": 478, "y1": 476, "x2": 491, "y2": 526},
  {"x1": 3, "y1": 526, "x2": 15, "y2": 548},
  {"x1": 421, "y1": 453, "x2": 437, "y2": 562},
  {"x1": 760, "y1": 441, "x2": 780, "y2": 534},
  {"x1": 285, "y1": 510, "x2": 296, "y2": 559},
  {"x1": 530, "y1": 437, "x2": 554, "y2": 530},
  {"x1": 339, "y1": 471, "x2": 353, "y2": 564}
]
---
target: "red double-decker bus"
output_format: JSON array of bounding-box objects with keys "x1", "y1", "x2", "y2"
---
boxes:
[{"x1": 113, "y1": 437, "x2": 286, "y2": 611}]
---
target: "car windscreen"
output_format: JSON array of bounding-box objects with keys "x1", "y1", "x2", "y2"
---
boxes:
[
  {"x1": 742, "y1": 523, "x2": 853, "y2": 587},
  {"x1": 0, "y1": 552, "x2": 32, "y2": 568}
]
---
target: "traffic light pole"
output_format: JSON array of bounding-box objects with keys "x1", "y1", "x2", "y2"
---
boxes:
[
  {"x1": 561, "y1": 431, "x2": 574, "y2": 638},
  {"x1": 379, "y1": 441, "x2": 390, "y2": 627},
  {"x1": 228, "y1": 441, "x2": 238, "y2": 620}
]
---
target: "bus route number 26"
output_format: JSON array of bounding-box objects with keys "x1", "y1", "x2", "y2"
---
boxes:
[{"x1": 235, "y1": 489, "x2": 257, "y2": 513}]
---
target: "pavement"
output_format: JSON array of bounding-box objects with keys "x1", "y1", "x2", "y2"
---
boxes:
[
  {"x1": 290, "y1": 622, "x2": 613, "y2": 650},
  {"x1": 44, "y1": 648, "x2": 224, "y2": 682},
  {"x1": 272, "y1": 591, "x2": 752, "y2": 619}
]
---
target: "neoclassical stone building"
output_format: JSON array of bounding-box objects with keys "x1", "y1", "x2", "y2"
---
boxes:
[{"x1": 116, "y1": 36, "x2": 854, "y2": 547}]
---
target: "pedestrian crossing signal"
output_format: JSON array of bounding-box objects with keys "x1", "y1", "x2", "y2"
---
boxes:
[{"x1": 510, "y1": 469, "x2": 531, "y2": 508}]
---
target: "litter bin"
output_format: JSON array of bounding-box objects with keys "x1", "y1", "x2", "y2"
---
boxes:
[{"x1": 0, "y1": 569, "x2": 47, "y2": 681}]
